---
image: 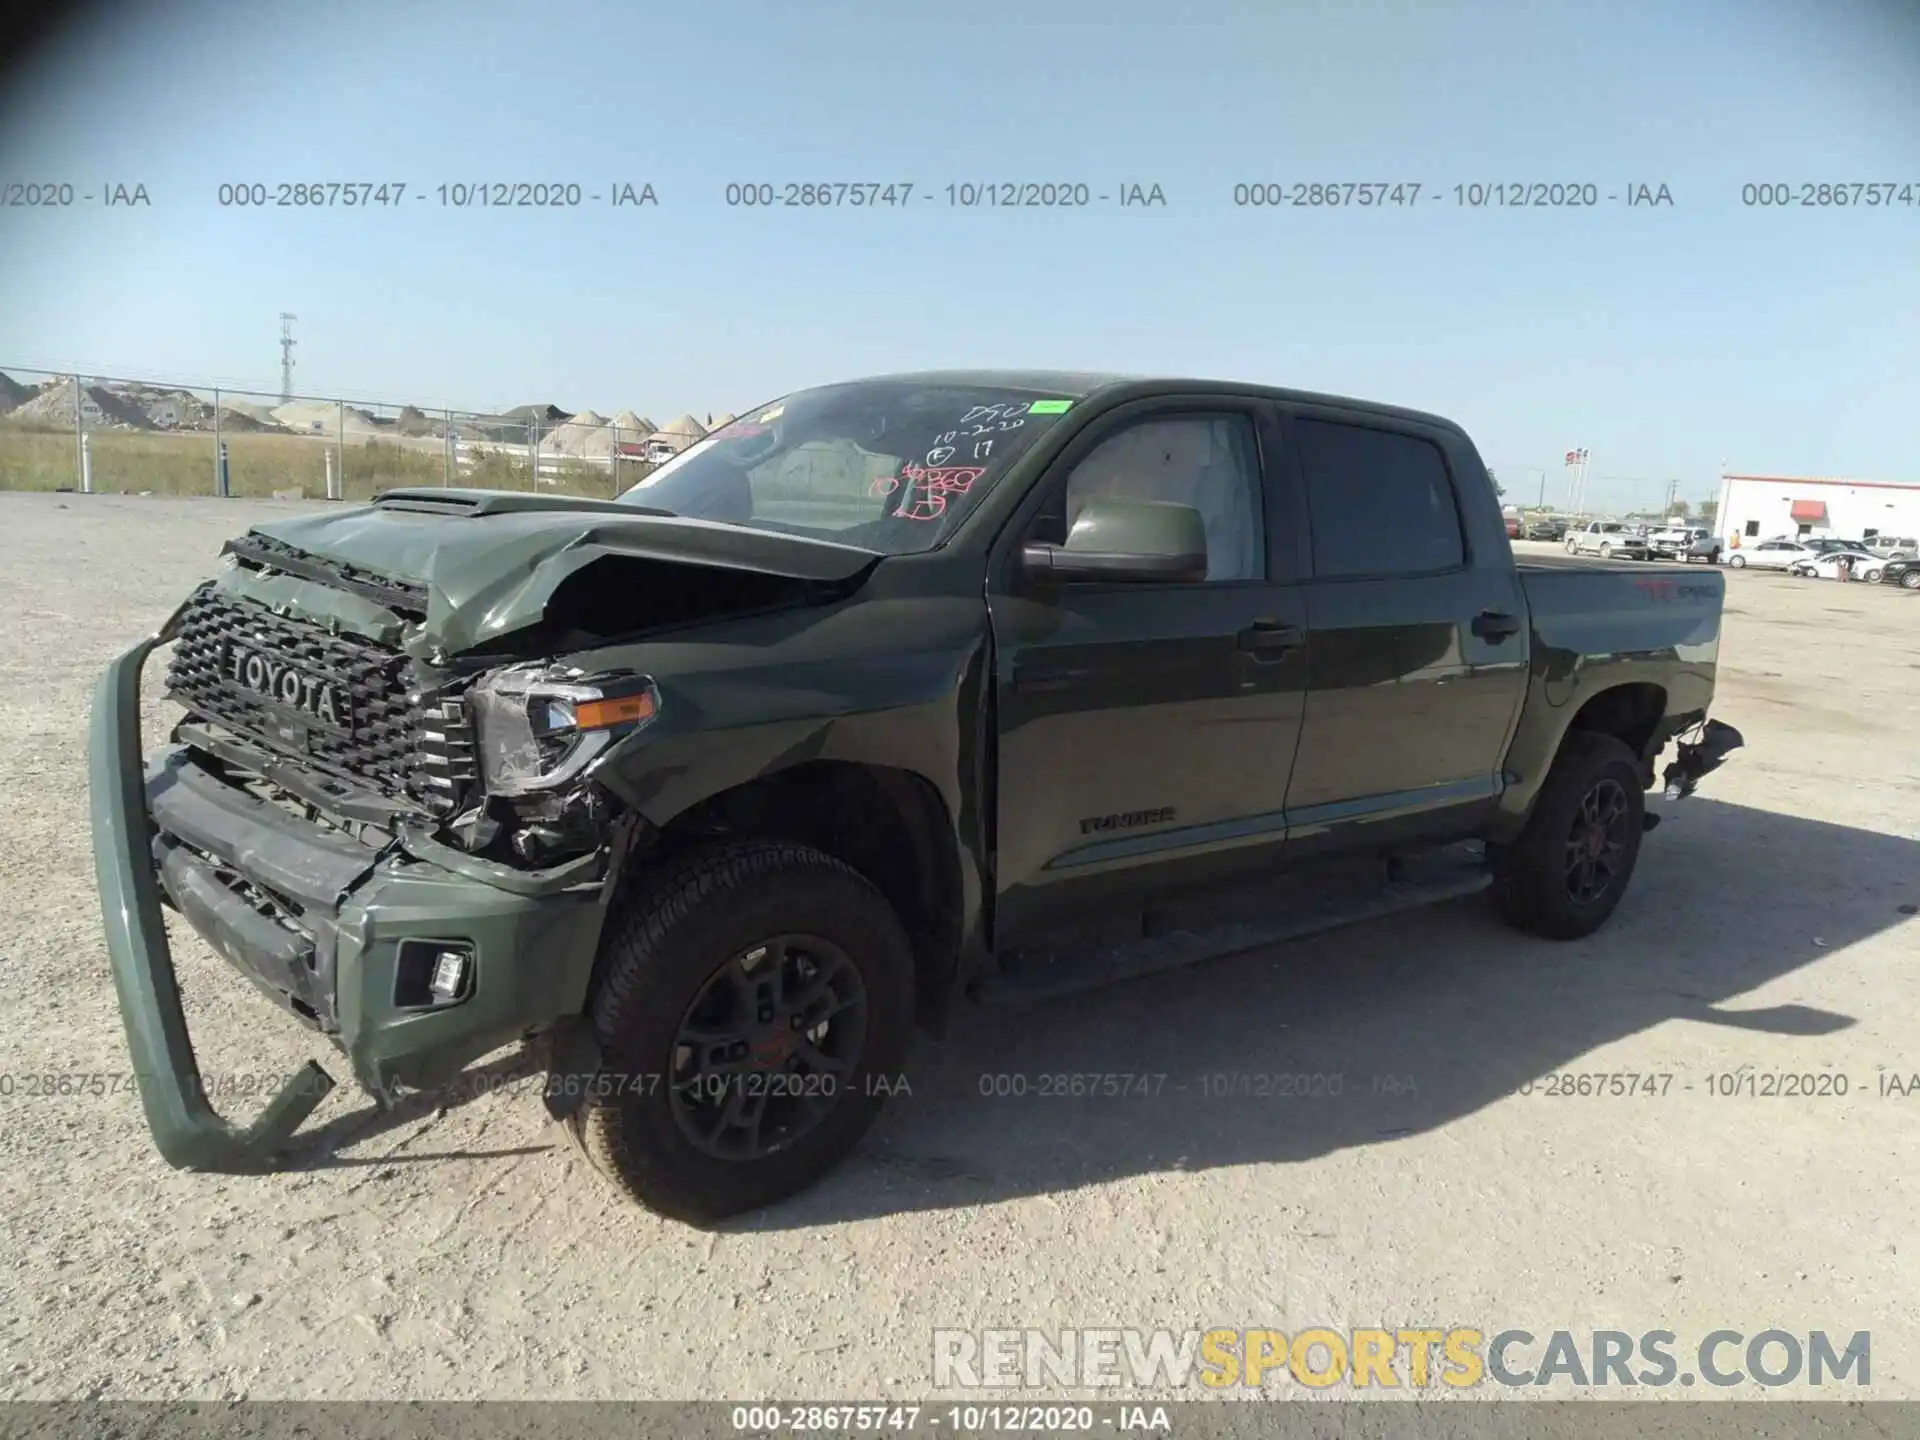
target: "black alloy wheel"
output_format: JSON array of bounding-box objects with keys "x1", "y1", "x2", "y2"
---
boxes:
[
  {"x1": 668, "y1": 934, "x2": 867, "y2": 1161},
  {"x1": 1490, "y1": 730, "x2": 1647, "y2": 940},
  {"x1": 569, "y1": 839, "x2": 915, "y2": 1223},
  {"x1": 1565, "y1": 777, "x2": 1631, "y2": 906}
]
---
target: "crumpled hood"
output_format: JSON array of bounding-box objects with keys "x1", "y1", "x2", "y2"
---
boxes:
[{"x1": 240, "y1": 488, "x2": 882, "y2": 655}]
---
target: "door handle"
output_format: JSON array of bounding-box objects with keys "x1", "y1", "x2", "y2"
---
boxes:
[
  {"x1": 1471, "y1": 610, "x2": 1522, "y2": 641},
  {"x1": 1014, "y1": 664, "x2": 1094, "y2": 693},
  {"x1": 1237, "y1": 619, "x2": 1303, "y2": 655}
]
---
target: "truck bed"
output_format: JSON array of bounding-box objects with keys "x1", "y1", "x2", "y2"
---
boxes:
[
  {"x1": 1516, "y1": 552, "x2": 1704, "y2": 577},
  {"x1": 1515, "y1": 556, "x2": 1724, "y2": 720}
]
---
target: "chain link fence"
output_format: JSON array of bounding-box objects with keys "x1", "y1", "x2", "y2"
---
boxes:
[{"x1": 0, "y1": 366, "x2": 707, "y2": 501}]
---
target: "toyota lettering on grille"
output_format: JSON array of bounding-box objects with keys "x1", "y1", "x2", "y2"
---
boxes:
[{"x1": 218, "y1": 640, "x2": 355, "y2": 733}]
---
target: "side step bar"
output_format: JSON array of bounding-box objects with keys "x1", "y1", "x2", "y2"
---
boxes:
[{"x1": 973, "y1": 847, "x2": 1493, "y2": 1007}]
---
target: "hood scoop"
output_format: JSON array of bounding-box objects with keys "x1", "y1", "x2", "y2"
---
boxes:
[{"x1": 372, "y1": 487, "x2": 669, "y2": 518}]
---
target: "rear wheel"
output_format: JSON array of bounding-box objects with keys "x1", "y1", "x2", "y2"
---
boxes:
[
  {"x1": 1492, "y1": 732, "x2": 1646, "y2": 940},
  {"x1": 1728, "y1": 553, "x2": 1746, "y2": 568},
  {"x1": 570, "y1": 840, "x2": 915, "y2": 1223}
]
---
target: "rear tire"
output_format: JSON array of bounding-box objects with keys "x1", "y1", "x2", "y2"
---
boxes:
[
  {"x1": 1728, "y1": 553, "x2": 1746, "y2": 568},
  {"x1": 570, "y1": 840, "x2": 915, "y2": 1224},
  {"x1": 1492, "y1": 732, "x2": 1647, "y2": 940}
]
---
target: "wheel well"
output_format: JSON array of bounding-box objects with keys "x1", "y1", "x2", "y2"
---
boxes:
[
  {"x1": 634, "y1": 761, "x2": 964, "y2": 1026},
  {"x1": 1565, "y1": 682, "x2": 1668, "y2": 762}
]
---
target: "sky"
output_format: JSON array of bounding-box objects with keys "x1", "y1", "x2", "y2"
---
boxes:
[{"x1": 1, "y1": 0, "x2": 1917, "y2": 516}]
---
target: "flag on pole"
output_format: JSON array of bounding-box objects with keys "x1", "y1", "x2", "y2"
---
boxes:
[{"x1": 1564, "y1": 448, "x2": 1589, "y2": 465}]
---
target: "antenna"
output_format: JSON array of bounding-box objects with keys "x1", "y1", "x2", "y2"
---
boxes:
[{"x1": 279, "y1": 313, "x2": 298, "y2": 402}]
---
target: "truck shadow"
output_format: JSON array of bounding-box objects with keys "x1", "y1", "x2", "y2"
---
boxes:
[{"x1": 730, "y1": 798, "x2": 1918, "y2": 1229}]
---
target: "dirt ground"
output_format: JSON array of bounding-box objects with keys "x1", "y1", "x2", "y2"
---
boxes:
[{"x1": 1, "y1": 495, "x2": 1915, "y2": 1401}]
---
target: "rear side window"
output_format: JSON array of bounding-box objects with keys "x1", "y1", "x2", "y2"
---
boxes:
[{"x1": 1294, "y1": 420, "x2": 1466, "y2": 577}]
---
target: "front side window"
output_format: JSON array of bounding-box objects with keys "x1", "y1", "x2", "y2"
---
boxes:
[
  {"x1": 1294, "y1": 419, "x2": 1465, "y2": 577},
  {"x1": 615, "y1": 380, "x2": 1081, "y2": 555},
  {"x1": 1053, "y1": 414, "x2": 1265, "y2": 581}
]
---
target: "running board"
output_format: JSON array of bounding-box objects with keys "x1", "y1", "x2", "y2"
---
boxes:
[{"x1": 973, "y1": 847, "x2": 1493, "y2": 1007}]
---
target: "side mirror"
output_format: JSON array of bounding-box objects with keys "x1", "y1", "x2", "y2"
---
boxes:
[{"x1": 1021, "y1": 497, "x2": 1209, "y2": 586}]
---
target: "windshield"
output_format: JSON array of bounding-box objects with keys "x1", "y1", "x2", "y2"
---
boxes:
[{"x1": 613, "y1": 379, "x2": 1082, "y2": 555}]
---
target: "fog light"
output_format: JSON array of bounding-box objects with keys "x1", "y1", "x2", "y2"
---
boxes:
[
  {"x1": 395, "y1": 939, "x2": 475, "y2": 1009},
  {"x1": 430, "y1": 949, "x2": 470, "y2": 1003}
]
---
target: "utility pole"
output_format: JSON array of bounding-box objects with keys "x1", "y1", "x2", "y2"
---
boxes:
[
  {"x1": 1569, "y1": 449, "x2": 1591, "y2": 516},
  {"x1": 279, "y1": 313, "x2": 298, "y2": 403}
]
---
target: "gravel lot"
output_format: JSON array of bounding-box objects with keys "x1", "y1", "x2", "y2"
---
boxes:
[{"x1": 1, "y1": 494, "x2": 1916, "y2": 1402}]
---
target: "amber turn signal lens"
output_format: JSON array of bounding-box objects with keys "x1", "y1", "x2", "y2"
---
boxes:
[{"x1": 572, "y1": 691, "x2": 656, "y2": 731}]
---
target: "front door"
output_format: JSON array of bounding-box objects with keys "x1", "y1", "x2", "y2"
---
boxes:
[{"x1": 986, "y1": 401, "x2": 1309, "y2": 942}]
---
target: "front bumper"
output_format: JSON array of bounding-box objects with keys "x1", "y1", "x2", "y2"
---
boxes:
[{"x1": 90, "y1": 630, "x2": 612, "y2": 1172}]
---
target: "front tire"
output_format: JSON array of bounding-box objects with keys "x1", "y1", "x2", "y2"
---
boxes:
[
  {"x1": 1903, "y1": 571, "x2": 1920, "y2": 590},
  {"x1": 1492, "y1": 731, "x2": 1647, "y2": 940},
  {"x1": 570, "y1": 840, "x2": 915, "y2": 1224}
]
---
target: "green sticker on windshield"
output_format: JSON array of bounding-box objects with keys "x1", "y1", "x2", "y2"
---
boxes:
[{"x1": 1027, "y1": 399, "x2": 1073, "y2": 414}]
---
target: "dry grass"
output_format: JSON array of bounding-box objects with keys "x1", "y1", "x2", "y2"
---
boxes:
[{"x1": 0, "y1": 423, "x2": 647, "y2": 501}]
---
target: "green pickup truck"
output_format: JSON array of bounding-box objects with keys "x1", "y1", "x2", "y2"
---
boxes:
[{"x1": 90, "y1": 370, "x2": 1742, "y2": 1221}]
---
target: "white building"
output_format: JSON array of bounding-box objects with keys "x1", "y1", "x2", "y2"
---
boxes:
[{"x1": 1716, "y1": 472, "x2": 1920, "y2": 548}]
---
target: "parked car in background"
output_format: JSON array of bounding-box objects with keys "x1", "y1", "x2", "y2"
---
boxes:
[
  {"x1": 1505, "y1": 514, "x2": 1523, "y2": 539},
  {"x1": 1727, "y1": 538, "x2": 1827, "y2": 571},
  {"x1": 1876, "y1": 556, "x2": 1920, "y2": 589},
  {"x1": 1527, "y1": 518, "x2": 1568, "y2": 541},
  {"x1": 1649, "y1": 525, "x2": 1711, "y2": 559},
  {"x1": 1566, "y1": 521, "x2": 1650, "y2": 559},
  {"x1": 1786, "y1": 548, "x2": 1878, "y2": 580},
  {"x1": 1862, "y1": 535, "x2": 1918, "y2": 561},
  {"x1": 1683, "y1": 532, "x2": 1722, "y2": 564}
]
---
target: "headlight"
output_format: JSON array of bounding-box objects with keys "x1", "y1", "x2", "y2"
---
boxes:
[{"x1": 468, "y1": 663, "x2": 660, "y2": 796}]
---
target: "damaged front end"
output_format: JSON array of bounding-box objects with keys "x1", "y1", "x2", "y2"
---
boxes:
[
  {"x1": 91, "y1": 587, "x2": 631, "y2": 1173},
  {"x1": 91, "y1": 496, "x2": 876, "y2": 1172},
  {"x1": 459, "y1": 664, "x2": 661, "y2": 865}
]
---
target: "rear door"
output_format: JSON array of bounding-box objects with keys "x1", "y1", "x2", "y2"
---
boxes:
[
  {"x1": 1277, "y1": 407, "x2": 1532, "y2": 859},
  {"x1": 986, "y1": 398, "x2": 1309, "y2": 940}
]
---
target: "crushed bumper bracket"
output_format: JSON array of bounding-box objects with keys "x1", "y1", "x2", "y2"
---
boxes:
[{"x1": 90, "y1": 630, "x2": 336, "y2": 1171}]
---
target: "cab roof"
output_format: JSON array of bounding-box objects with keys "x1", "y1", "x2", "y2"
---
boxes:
[{"x1": 828, "y1": 369, "x2": 1467, "y2": 433}]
